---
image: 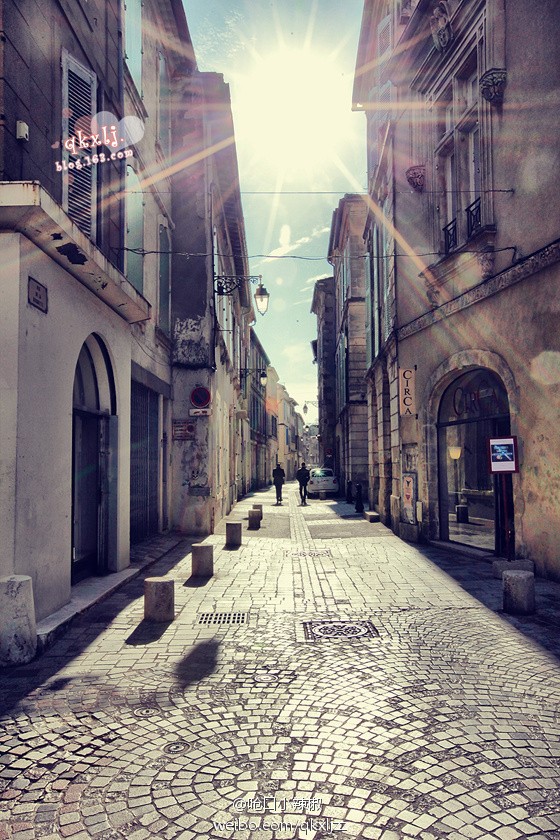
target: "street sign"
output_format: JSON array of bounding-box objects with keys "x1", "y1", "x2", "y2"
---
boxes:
[
  {"x1": 189, "y1": 408, "x2": 212, "y2": 417},
  {"x1": 488, "y1": 436, "x2": 519, "y2": 473},
  {"x1": 190, "y1": 386, "x2": 211, "y2": 408}
]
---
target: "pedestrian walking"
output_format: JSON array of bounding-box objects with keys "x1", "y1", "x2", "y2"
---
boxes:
[
  {"x1": 296, "y1": 461, "x2": 311, "y2": 505},
  {"x1": 272, "y1": 463, "x2": 285, "y2": 504}
]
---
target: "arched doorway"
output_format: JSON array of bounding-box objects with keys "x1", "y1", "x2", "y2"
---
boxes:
[
  {"x1": 72, "y1": 335, "x2": 117, "y2": 584},
  {"x1": 437, "y1": 368, "x2": 513, "y2": 555}
]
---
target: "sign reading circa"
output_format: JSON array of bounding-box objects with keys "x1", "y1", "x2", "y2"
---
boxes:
[
  {"x1": 399, "y1": 368, "x2": 416, "y2": 416},
  {"x1": 488, "y1": 436, "x2": 519, "y2": 473}
]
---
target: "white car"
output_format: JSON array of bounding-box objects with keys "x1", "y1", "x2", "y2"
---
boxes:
[{"x1": 308, "y1": 468, "x2": 339, "y2": 497}]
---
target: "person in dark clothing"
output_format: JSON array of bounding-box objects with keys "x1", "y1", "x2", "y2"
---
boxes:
[
  {"x1": 272, "y1": 463, "x2": 285, "y2": 504},
  {"x1": 296, "y1": 461, "x2": 311, "y2": 505}
]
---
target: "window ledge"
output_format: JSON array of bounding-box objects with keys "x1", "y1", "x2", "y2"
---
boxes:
[{"x1": 422, "y1": 224, "x2": 497, "y2": 307}]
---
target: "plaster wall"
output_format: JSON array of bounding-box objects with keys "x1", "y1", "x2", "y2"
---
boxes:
[
  {"x1": 8, "y1": 235, "x2": 132, "y2": 621},
  {"x1": 0, "y1": 235, "x2": 20, "y2": 578},
  {"x1": 399, "y1": 259, "x2": 560, "y2": 576}
]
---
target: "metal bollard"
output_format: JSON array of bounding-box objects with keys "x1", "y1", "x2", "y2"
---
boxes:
[{"x1": 355, "y1": 482, "x2": 364, "y2": 513}]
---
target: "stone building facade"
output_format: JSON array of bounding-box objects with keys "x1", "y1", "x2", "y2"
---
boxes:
[
  {"x1": 353, "y1": 0, "x2": 560, "y2": 573},
  {"x1": 311, "y1": 277, "x2": 337, "y2": 471},
  {"x1": 0, "y1": 0, "x2": 261, "y2": 663},
  {"x1": 327, "y1": 195, "x2": 370, "y2": 497}
]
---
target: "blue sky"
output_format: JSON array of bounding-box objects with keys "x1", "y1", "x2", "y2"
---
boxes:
[{"x1": 183, "y1": 0, "x2": 366, "y2": 422}]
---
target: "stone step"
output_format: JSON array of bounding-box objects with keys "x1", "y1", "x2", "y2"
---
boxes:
[{"x1": 364, "y1": 511, "x2": 381, "y2": 523}]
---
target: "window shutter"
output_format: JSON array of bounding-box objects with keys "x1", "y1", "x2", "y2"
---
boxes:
[
  {"x1": 158, "y1": 225, "x2": 170, "y2": 334},
  {"x1": 125, "y1": 165, "x2": 144, "y2": 293},
  {"x1": 62, "y1": 51, "x2": 97, "y2": 240},
  {"x1": 377, "y1": 13, "x2": 392, "y2": 83}
]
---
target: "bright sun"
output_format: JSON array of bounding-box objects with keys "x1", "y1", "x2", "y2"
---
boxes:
[{"x1": 232, "y1": 47, "x2": 354, "y2": 177}]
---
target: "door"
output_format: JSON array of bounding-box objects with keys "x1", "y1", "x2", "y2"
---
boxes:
[
  {"x1": 72, "y1": 411, "x2": 110, "y2": 583},
  {"x1": 130, "y1": 381, "x2": 160, "y2": 543},
  {"x1": 438, "y1": 369, "x2": 512, "y2": 555}
]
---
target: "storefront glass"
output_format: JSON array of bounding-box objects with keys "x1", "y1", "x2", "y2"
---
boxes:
[{"x1": 438, "y1": 369, "x2": 511, "y2": 552}]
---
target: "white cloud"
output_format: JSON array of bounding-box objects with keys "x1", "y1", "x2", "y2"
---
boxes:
[
  {"x1": 264, "y1": 224, "x2": 330, "y2": 262},
  {"x1": 305, "y1": 272, "x2": 331, "y2": 286},
  {"x1": 281, "y1": 341, "x2": 314, "y2": 365},
  {"x1": 279, "y1": 224, "x2": 291, "y2": 248}
]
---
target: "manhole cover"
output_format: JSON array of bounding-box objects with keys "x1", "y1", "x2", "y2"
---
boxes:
[
  {"x1": 198, "y1": 612, "x2": 247, "y2": 625},
  {"x1": 132, "y1": 706, "x2": 160, "y2": 718},
  {"x1": 241, "y1": 668, "x2": 298, "y2": 685},
  {"x1": 162, "y1": 740, "x2": 191, "y2": 755},
  {"x1": 303, "y1": 620, "x2": 379, "y2": 641}
]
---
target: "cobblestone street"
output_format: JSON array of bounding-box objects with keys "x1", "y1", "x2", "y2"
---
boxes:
[{"x1": 2, "y1": 484, "x2": 560, "y2": 840}]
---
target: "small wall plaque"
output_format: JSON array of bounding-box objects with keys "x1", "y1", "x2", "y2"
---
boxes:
[
  {"x1": 172, "y1": 419, "x2": 196, "y2": 441},
  {"x1": 28, "y1": 277, "x2": 48, "y2": 313}
]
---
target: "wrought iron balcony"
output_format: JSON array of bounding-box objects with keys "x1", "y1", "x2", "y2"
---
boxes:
[
  {"x1": 466, "y1": 197, "x2": 482, "y2": 238},
  {"x1": 443, "y1": 218, "x2": 457, "y2": 254}
]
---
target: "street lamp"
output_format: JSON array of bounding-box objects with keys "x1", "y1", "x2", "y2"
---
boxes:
[
  {"x1": 214, "y1": 274, "x2": 270, "y2": 316},
  {"x1": 240, "y1": 368, "x2": 268, "y2": 387},
  {"x1": 302, "y1": 400, "x2": 319, "y2": 415}
]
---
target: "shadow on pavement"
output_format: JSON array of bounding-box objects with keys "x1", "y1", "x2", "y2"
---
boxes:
[
  {"x1": 125, "y1": 619, "x2": 173, "y2": 645},
  {"x1": 0, "y1": 537, "x2": 195, "y2": 716},
  {"x1": 184, "y1": 575, "x2": 212, "y2": 588},
  {"x1": 174, "y1": 639, "x2": 219, "y2": 689},
  {"x1": 417, "y1": 542, "x2": 560, "y2": 662}
]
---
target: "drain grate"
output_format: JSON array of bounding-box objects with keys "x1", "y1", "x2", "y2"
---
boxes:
[
  {"x1": 290, "y1": 549, "x2": 332, "y2": 558},
  {"x1": 198, "y1": 612, "x2": 247, "y2": 625},
  {"x1": 303, "y1": 620, "x2": 379, "y2": 641}
]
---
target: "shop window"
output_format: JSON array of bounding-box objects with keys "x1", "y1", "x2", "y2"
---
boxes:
[{"x1": 438, "y1": 369, "x2": 512, "y2": 554}]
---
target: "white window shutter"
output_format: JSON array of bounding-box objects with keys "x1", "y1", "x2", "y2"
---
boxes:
[{"x1": 62, "y1": 50, "x2": 97, "y2": 240}]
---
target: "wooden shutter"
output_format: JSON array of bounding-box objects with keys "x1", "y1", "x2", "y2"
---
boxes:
[
  {"x1": 62, "y1": 50, "x2": 97, "y2": 240},
  {"x1": 158, "y1": 225, "x2": 170, "y2": 334}
]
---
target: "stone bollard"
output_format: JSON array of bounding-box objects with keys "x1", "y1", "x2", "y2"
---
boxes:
[
  {"x1": 0, "y1": 575, "x2": 37, "y2": 666},
  {"x1": 503, "y1": 570, "x2": 535, "y2": 615},
  {"x1": 226, "y1": 521, "x2": 242, "y2": 548},
  {"x1": 248, "y1": 509, "x2": 261, "y2": 530},
  {"x1": 252, "y1": 504, "x2": 263, "y2": 521},
  {"x1": 192, "y1": 544, "x2": 213, "y2": 577},
  {"x1": 144, "y1": 577, "x2": 174, "y2": 622}
]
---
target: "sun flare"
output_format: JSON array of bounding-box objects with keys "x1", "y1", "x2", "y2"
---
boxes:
[{"x1": 232, "y1": 47, "x2": 355, "y2": 177}]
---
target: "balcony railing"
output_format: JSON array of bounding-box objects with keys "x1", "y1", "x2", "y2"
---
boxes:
[
  {"x1": 466, "y1": 197, "x2": 482, "y2": 238},
  {"x1": 443, "y1": 218, "x2": 457, "y2": 254}
]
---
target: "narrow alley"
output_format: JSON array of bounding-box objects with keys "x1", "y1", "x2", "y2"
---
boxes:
[{"x1": 2, "y1": 485, "x2": 560, "y2": 840}]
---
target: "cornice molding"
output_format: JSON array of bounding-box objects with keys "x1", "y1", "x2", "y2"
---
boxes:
[{"x1": 398, "y1": 240, "x2": 560, "y2": 340}]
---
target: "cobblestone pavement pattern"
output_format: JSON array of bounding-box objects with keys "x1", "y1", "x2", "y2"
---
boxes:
[{"x1": 2, "y1": 484, "x2": 560, "y2": 840}]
